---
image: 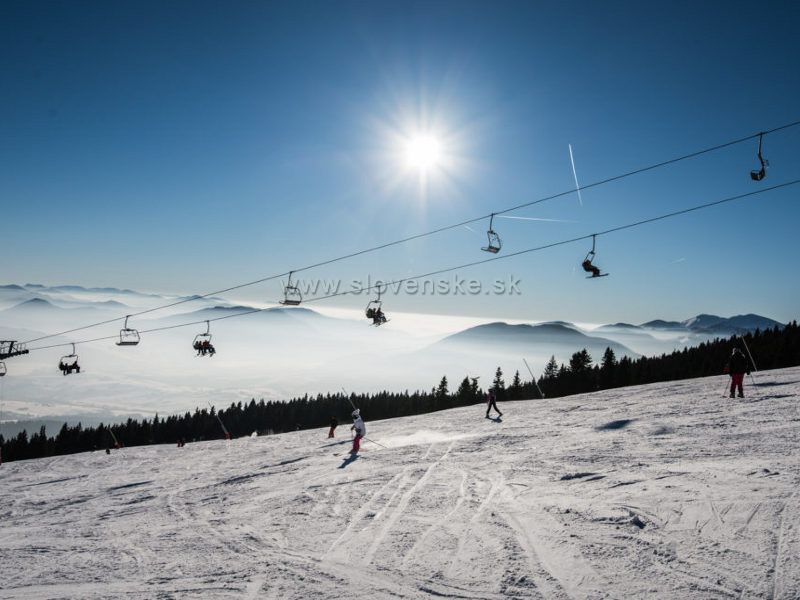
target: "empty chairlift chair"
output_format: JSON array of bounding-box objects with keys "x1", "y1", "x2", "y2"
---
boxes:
[
  {"x1": 750, "y1": 132, "x2": 768, "y2": 181},
  {"x1": 116, "y1": 316, "x2": 141, "y2": 346},
  {"x1": 192, "y1": 320, "x2": 216, "y2": 356},
  {"x1": 58, "y1": 343, "x2": 81, "y2": 375},
  {"x1": 481, "y1": 213, "x2": 502, "y2": 254},
  {"x1": 280, "y1": 271, "x2": 303, "y2": 306},
  {"x1": 0, "y1": 361, "x2": 6, "y2": 377}
]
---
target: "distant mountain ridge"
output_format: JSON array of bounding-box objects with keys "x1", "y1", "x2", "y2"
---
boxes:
[
  {"x1": 21, "y1": 283, "x2": 163, "y2": 298},
  {"x1": 596, "y1": 322, "x2": 641, "y2": 330},
  {"x1": 179, "y1": 305, "x2": 336, "y2": 322},
  {"x1": 436, "y1": 321, "x2": 637, "y2": 358},
  {"x1": 18, "y1": 297, "x2": 52, "y2": 306},
  {"x1": 7, "y1": 298, "x2": 58, "y2": 310},
  {"x1": 639, "y1": 313, "x2": 783, "y2": 335},
  {"x1": 6, "y1": 297, "x2": 130, "y2": 311}
]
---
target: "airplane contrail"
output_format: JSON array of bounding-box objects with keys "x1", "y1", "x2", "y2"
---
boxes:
[{"x1": 568, "y1": 143, "x2": 583, "y2": 207}]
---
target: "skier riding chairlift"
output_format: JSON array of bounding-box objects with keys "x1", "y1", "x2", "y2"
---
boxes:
[
  {"x1": 481, "y1": 213, "x2": 502, "y2": 254},
  {"x1": 192, "y1": 321, "x2": 216, "y2": 356},
  {"x1": 365, "y1": 284, "x2": 388, "y2": 326},
  {"x1": 58, "y1": 343, "x2": 81, "y2": 375},
  {"x1": 750, "y1": 132, "x2": 768, "y2": 181},
  {"x1": 582, "y1": 234, "x2": 608, "y2": 278}
]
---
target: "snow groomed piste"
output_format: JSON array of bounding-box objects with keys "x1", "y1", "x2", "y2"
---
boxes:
[{"x1": 1, "y1": 368, "x2": 798, "y2": 599}]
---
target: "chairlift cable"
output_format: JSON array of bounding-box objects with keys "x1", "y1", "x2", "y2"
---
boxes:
[
  {"x1": 24, "y1": 179, "x2": 800, "y2": 353},
  {"x1": 20, "y1": 119, "x2": 800, "y2": 347}
]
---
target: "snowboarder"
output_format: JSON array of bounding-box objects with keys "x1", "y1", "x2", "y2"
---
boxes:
[
  {"x1": 350, "y1": 409, "x2": 366, "y2": 454},
  {"x1": 486, "y1": 389, "x2": 502, "y2": 418},
  {"x1": 725, "y1": 348, "x2": 750, "y2": 398},
  {"x1": 581, "y1": 258, "x2": 601, "y2": 278},
  {"x1": 372, "y1": 308, "x2": 387, "y2": 326},
  {"x1": 328, "y1": 416, "x2": 338, "y2": 438}
]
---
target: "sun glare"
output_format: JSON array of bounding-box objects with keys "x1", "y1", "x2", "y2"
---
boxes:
[
  {"x1": 370, "y1": 103, "x2": 468, "y2": 199},
  {"x1": 404, "y1": 134, "x2": 443, "y2": 171}
]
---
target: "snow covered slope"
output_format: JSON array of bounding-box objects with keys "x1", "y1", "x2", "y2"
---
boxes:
[{"x1": 2, "y1": 368, "x2": 799, "y2": 599}]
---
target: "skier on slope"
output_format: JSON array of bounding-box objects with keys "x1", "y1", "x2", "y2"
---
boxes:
[
  {"x1": 350, "y1": 409, "x2": 366, "y2": 454},
  {"x1": 725, "y1": 347, "x2": 750, "y2": 398},
  {"x1": 485, "y1": 388, "x2": 503, "y2": 419},
  {"x1": 328, "y1": 416, "x2": 338, "y2": 438}
]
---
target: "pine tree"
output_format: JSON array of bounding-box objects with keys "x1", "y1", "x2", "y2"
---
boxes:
[
  {"x1": 566, "y1": 349, "x2": 594, "y2": 393},
  {"x1": 435, "y1": 376, "x2": 449, "y2": 398},
  {"x1": 600, "y1": 347, "x2": 617, "y2": 389},
  {"x1": 569, "y1": 349, "x2": 593, "y2": 372},
  {"x1": 493, "y1": 367, "x2": 505, "y2": 400},
  {"x1": 509, "y1": 370, "x2": 522, "y2": 399},
  {"x1": 456, "y1": 376, "x2": 472, "y2": 400},
  {"x1": 543, "y1": 355, "x2": 559, "y2": 379},
  {"x1": 601, "y1": 347, "x2": 617, "y2": 369},
  {"x1": 470, "y1": 377, "x2": 480, "y2": 400},
  {"x1": 616, "y1": 355, "x2": 632, "y2": 387}
]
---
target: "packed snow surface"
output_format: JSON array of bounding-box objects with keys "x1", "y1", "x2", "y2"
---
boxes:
[{"x1": 2, "y1": 369, "x2": 799, "y2": 599}]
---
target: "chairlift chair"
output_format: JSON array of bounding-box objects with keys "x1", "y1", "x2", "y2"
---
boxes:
[
  {"x1": 0, "y1": 361, "x2": 6, "y2": 377},
  {"x1": 365, "y1": 284, "x2": 388, "y2": 326},
  {"x1": 116, "y1": 316, "x2": 141, "y2": 346},
  {"x1": 192, "y1": 320, "x2": 216, "y2": 356},
  {"x1": 750, "y1": 132, "x2": 768, "y2": 181},
  {"x1": 58, "y1": 343, "x2": 80, "y2": 376},
  {"x1": 481, "y1": 213, "x2": 502, "y2": 254},
  {"x1": 581, "y1": 234, "x2": 609, "y2": 278},
  {"x1": 280, "y1": 271, "x2": 303, "y2": 306}
]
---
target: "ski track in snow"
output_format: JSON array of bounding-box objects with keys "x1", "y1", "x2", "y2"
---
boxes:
[{"x1": 1, "y1": 368, "x2": 800, "y2": 599}]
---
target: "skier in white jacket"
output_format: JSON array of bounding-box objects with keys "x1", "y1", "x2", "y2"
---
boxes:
[{"x1": 350, "y1": 410, "x2": 366, "y2": 454}]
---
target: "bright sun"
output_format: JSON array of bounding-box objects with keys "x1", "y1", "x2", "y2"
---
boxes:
[{"x1": 404, "y1": 134, "x2": 443, "y2": 171}]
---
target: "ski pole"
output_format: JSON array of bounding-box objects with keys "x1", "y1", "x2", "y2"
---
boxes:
[
  {"x1": 208, "y1": 402, "x2": 231, "y2": 440},
  {"x1": 364, "y1": 437, "x2": 387, "y2": 449},
  {"x1": 109, "y1": 428, "x2": 121, "y2": 449},
  {"x1": 740, "y1": 337, "x2": 758, "y2": 387},
  {"x1": 341, "y1": 387, "x2": 358, "y2": 411}
]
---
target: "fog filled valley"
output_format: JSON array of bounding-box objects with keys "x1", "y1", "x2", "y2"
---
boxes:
[{"x1": 0, "y1": 283, "x2": 784, "y2": 434}]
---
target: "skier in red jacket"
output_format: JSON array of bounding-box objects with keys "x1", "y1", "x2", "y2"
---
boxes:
[
  {"x1": 725, "y1": 348, "x2": 750, "y2": 398},
  {"x1": 350, "y1": 410, "x2": 366, "y2": 454}
]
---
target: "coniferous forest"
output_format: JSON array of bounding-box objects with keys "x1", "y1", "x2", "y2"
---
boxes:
[{"x1": 2, "y1": 323, "x2": 798, "y2": 464}]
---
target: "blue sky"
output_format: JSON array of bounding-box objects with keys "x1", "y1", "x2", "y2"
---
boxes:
[{"x1": 2, "y1": 0, "x2": 799, "y2": 324}]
